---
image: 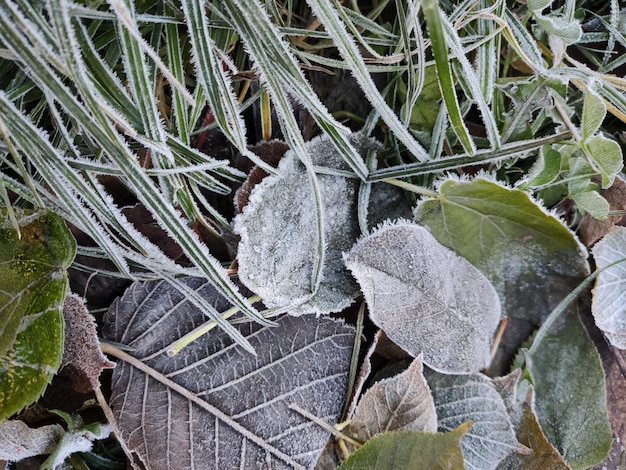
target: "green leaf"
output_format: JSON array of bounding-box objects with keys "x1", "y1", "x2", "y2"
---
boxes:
[
  {"x1": 571, "y1": 190, "x2": 610, "y2": 220},
  {"x1": 527, "y1": 146, "x2": 561, "y2": 187},
  {"x1": 41, "y1": 411, "x2": 110, "y2": 470},
  {"x1": 583, "y1": 134, "x2": 623, "y2": 188},
  {"x1": 527, "y1": 0, "x2": 551, "y2": 11},
  {"x1": 581, "y1": 90, "x2": 607, "y2": 141},
  {"x1": 535, "y1": 15, "x2": 582, "y2": 45},
  {"x1": 0, "y1": 210, "x2": 76, "y2": 421},
  {"x1": 519, "y1": 311, "x2": 612, "y2": 469},
  {"x1": 415, "y1": 178, "x2": 589, "y2": 324},
  {"x1": 338, "y1": 424, "x2": 470, "y2": 470},
  {"x1": 591, "y1": 226, "x2": 626, "y2": 348},
  {"x1": 422, "y1": 0, "x2": 476, "y2": 154}
]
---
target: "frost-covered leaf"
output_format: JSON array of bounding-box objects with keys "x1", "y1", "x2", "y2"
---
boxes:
[
  {"x1": 424, "y1": 370, "x2": 525, "y2": 470},
  {"x1": 102, "y1": 277, "x2": 355, "y2": 470},
  {"x1": 581, "y1": 90, "x2": 607, "y2": 141},
  {"x1": 571, "y1": 189, "x2": 610, "y2": 220},
  {"x1": 235, "y1": 133, "x2": 381, "y2": 315},
  {"x1": 344, "y1": 221, "x2": 500, "y2": 374},
  {"x1": 592, "y1": 226, "x2": 626, "y2": 348},
  {"x1": 40, "y1": 411, "x2": 110, "y2": 470},
  {"x1": 60, "y1": 293, "x2": 114, "y2": 393},
  {"x1": 584, "y1": 133, "x2": 623, "y2": 188},
  {"x1": 518, "y1": 311, "x2": 612, "y2": 469},
  {"x1": 348, "y1": 356, "x2": 437, "y2": 442},
  {"x1": 0, "y1": 420, "x2": 63, "y2": 462},
  {"x1": 578, "y1": 175, "x2": 626, "y2": 247},
  {"x1": 535, "y1": 15, "x2": 582, "y2": 45},
  {"x1": 415, "y1": 178, "x2": 589, "y2": 324},
  {"x1": 338, "y1": 424, "x2": 470, "y2": 470},
  {"x1": 0, "y1": 210, "x2": 76, "y2": 421},
  {"x1": 499, "y1": 77, "x2": 554, "y2": 142},
  {"x1": 527, "y1": 146, "x2": 561, "y2": 187}
]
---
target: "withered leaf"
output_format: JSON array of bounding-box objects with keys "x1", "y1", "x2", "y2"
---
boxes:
[
  {"x1": 102, "y1": 278, "x2": 355, "y2": 470},
  {"x1": 61, "y1": 293, "x2": 114, "y2": 394},
  {"x1": 348, "y1": 355, "x2": 437, "y2": 441}
]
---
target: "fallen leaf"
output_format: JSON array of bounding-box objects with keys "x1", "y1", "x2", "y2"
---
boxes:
[
  {"x1": 60, "y1": 293, "x2": 114, "y2": 394},
  {"x1": 338, "y1": 424, "x2": 470, "y2": 470},
  {"x1": 415, "y1": 177, "x2": 589, "y2": 324},
  {"x1": 592, "y1": 226, "x2": 626, "y2": 348},
  {"x1": 344, "y1": 220, "x2": 501, "y2": 374},
  {"x1": 235, "y1": 132, "x2": 381, "y2": 315},
  {"x1": 102, "y1": 277, "x2": 355, "y2": 470},
  {"x1": 424, "y1": 369, "x2": 525, "y2": 470},
  {"x1": 497, "y1": 388, "x2": 570, "y2": 470},
  {"x1": 348, "y1": 356, "x2": 437, "y2": 442}
]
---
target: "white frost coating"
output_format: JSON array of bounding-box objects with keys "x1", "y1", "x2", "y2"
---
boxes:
[
  {"x1": 344, "y1": 220, "x2": 501, "y2": 374},
  {"x1": 235, "y1": 133, "x2": 381, "y2": 315},
  {"x1": 592, "y1": 226, "x2": 626, "y2": 348},
  {"x1": 425, "y1": 370, "x2": 523, "y2": 470}
]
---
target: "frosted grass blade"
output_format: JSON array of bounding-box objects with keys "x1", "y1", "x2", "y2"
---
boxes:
[
  {"x1": 306, "y1": 0, "x2": 430, "y2": 162},
  {"x1": 423, "y1": 0, "x2": 476, "y2": 154}
]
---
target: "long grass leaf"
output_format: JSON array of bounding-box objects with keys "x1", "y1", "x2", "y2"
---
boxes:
[
  {"x1": 423, "y1": 0, "x2": 476, "y2": 154},
  {"x1": 441, "y1": 13, "x2": 501, "y2": 149},
  {"x1": 369, "y1": 131, "x2": 571, "y2": 181},
  {"x1": 180, "y1": 0, "x2": 249, "y2": 153}
]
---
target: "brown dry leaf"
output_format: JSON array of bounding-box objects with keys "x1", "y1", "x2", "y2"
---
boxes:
[
  {"x1": 61, "y1": 293, "x2": 114, "y2": 394},
  {"x1": 578, "y1": 175, "x2": 626, "y2": 247},
  {"x1": 348, "y1": 355, "x2": 437, "y2": 441}
]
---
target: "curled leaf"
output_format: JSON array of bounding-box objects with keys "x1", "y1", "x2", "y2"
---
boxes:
[{"x1": 345, "y1": 221, "x2": 500, "y2": 374}]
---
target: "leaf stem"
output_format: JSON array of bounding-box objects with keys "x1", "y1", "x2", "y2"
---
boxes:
[
  {"x1": 288, "y1": 403, "x2": 363, "y2": 448},
  {"x1": 383, "y1": 178, "x2": 438, "y2": 197},
  {"x1": 166, "y1": 294, "x2": 262, "y2": 356}
]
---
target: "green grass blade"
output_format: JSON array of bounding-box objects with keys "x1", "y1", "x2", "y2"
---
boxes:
[{"x1": 423, "y1": 0, "x2": 476, "y2": 154}]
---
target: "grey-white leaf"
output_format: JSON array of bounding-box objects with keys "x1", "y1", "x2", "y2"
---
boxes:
[
  {"x1": 234, "y1": 132, "x2": 381, "y2": 315},
  {"x1": 348, "y1": 355, "x2": 437, "y2": 441},
  {"x1": 592, "y1": 226, "x2": 626, "y2": 348},
  {"x1": 102, "y1": 278, "x2": 355, "y2": 470},
  {"x1": 344, "y1": 221, "x2": 501, "y2": 373},
  {"x1": 424, "y1": 370, "x2": 524, "y2": 470},
  {"x1": 0, "y1": 420, "x2": 63, "y2": 462}
]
